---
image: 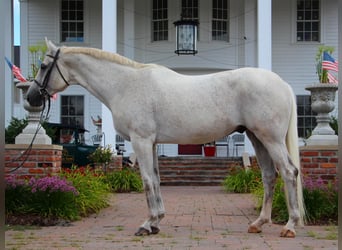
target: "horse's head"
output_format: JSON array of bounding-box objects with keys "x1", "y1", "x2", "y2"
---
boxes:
[{"x1": 27, "y1": 38, "x2": 70, "y2": 107}]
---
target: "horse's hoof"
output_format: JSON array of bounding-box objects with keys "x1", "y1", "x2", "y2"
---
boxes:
[
  {"x1": 151, "y1": 226, "x2": 160, "y2": 234},
  {"x1": 248, "y1": 225, "x2": 262, "y2": 233},
  {"x1": 134, "y1": 227, "x2": 150, "y2": 236},
  {"x1": 134, "y1": 226, "x2": 160, "y2": 236},
  {"x1": 280, "y1": 228, "x2": 296, "y2": 238}
]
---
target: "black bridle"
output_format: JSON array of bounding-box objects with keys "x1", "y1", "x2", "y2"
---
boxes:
[{"x1": 34, "y1": 48, "x2": 70, "y2": 99}]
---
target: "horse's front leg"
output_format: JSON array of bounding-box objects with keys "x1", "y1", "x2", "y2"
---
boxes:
[{"x1": 131, "y1": 138, "x2": 165, "y2": 236}]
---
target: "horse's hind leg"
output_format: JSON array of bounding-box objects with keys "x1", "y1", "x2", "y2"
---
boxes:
[
  {"x1": 246, "y1": 131, "x2": 278, "y2": 234},
  {"x1": 263, "y1": 141, "x2": 301, "y2": 237},
  {"x1": 131, "y1": 138, "x2": 165, "y2": 236}
]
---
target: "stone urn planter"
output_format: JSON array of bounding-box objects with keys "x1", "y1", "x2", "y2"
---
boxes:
[
  {"x1": 305, "y1": 83, "x2": 338, "y2": 145},
  {"x1": 15, "y1": 81, "x2": 52, "y2": 144}
]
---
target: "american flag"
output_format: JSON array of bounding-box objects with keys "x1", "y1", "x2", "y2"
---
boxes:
[
  {"x1": 327, "y1": 72, "x2": 338, "y2": 84},
  {"x1": 4, "y1": 57, "x2": 27, "y2": 82},
  {"x1": 322, "y1": 52, "x2": 338, "y2": 72}
]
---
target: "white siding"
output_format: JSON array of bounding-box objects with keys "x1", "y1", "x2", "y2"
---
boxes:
[
  {"x1": 133, "y1": 0, "x2": 242, "y2": 70},
  {"x1": 272, "y1": 0, "x2": 339, "y2": 95}
]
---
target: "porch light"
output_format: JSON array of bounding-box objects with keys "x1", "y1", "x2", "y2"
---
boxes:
[{"x1": 174, "y1": 18, "x2": 198, "y2": 55}]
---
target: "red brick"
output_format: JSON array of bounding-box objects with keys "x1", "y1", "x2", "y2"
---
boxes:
[
  {"x1": 329, "y1": 157, "x2": 338, "y2": 163},
  {"x1": 320, "y1": 151, "x2": 336, "y2": 157},
  {"x1": 302, "y1": 163, "x2": 319, "y2": 169},
  {"x1": 45, "y1": 156, "x2": 59, "y2": 162},
  {"x1": 5, "y1": 161, "x2": 20, "y2": 168},
  {"x1": 6, "y1": 150, "x2": 20, "y2": 155},
  {"x1": 23, "y1": 162, "x2": 36, "y2": 168},
  {"x1": 320, "y1": 175, "x2": 335, "y2": 180},
  {"x1": 310, "y1": 169, "x2": 328, "y2": 175},
  {"x1": 27, "y1": 156, "x2": 37, "y2": 161},
  {"x1": 28, "y1": 168, "x2": 44, "y2": 174},
  {"x1": 301, "y1": 157, "x2": 311, "y2": 163},
  {"x1": 321, "y1": 163, "x2": 336, "y2": 169},
  {"x1": 301, "y1": 151, "x2": 319, "y2": 157},
  {"x1": 312, "y1": 157, "x2": 328, "y2": 163},
  {"x1": 328, "y1": 169, "x2": 337, "y2": 175},
  {"x1": 38, "y1": 150, "x2": 54, "y2": 155}
]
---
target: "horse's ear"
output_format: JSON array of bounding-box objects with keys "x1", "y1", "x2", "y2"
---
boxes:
[{"x1": 45, "y1": 37, "x2": 58, "y2": 53}]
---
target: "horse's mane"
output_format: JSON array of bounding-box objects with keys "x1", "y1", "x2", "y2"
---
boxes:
[{"x1": 61, "y1": 46, "x2": 149, "y2": 69}]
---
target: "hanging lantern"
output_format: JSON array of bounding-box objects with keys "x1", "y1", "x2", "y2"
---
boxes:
[{"x1": 174, "y1": 19, "x2": 198, "y2": 55}]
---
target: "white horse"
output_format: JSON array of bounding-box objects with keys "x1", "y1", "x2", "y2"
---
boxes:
[{"x1": 27, "y1": 39, "x2": 305, "y2": 238}]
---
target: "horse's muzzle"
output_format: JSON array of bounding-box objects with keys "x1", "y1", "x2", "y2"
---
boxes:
[{"x1": 26, "y1": 85, "x2": 45, "y2": 107}]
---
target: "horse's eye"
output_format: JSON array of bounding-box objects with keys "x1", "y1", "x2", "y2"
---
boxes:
[{"x1": 41, "y1": 63, "x2": 47, "y2": 70}]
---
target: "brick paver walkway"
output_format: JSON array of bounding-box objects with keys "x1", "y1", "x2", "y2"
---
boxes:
[{"x1": 5, "y1": 186, "x2": 337, "y2": 249}]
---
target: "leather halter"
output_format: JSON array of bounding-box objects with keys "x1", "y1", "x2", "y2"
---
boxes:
[{"x1": 34, "y1": 48, "x2": 70, "y2": 98}]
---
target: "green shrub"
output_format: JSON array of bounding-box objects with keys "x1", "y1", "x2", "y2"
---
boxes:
[
  {"x1": 6, "y1": 167, "x2": 111, "y2": 223},
  {"x1": 5, "y1": 117, "x2": 56, "y2": 143},
  {"x1": 252, "y1": 176, "x2": 338, "y2": 224},
  {"x1": 5, "y1": 175, "x2": 79, "y2": 220},
  {"x1": 222, "y1": 168, "x2": 262, "y2": 193},
  {"x1": 5, "y1": 177, "x2": 32, "y2": 214},
  {"x1": 5, "y1": 117, "x2": 28, "y2": 144},
  {"x1": 224, "y1": 168, "x2": 338, "y2": 225},
  {"x1": 105, "y1": 168, "x2": 143, "y2": 193},
  {"x1": 61, "y1": 166, "x2": 111, "y2": 216},
  {"x1": 303, "y1": 179, "x2": 338, "y2": 224},
  {"x1": 330, "y1": 116, "x2": 338, "y2": 135}
]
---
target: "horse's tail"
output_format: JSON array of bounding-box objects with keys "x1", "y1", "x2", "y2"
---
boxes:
[{"x1": 286, "y1": 91, "x2": 306, "y2": 226}]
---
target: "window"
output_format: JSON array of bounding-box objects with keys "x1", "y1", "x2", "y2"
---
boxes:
[
  {"x1": 296, "y1": 0, "x2": 320, "y2": 42},
  {"x1": 212, "y1": 0, "x2": 229, "y2": 42},
  {"x1": 61, "y1": 0, "x2": 84, "y2": 42},
  {"x1": 152, "y1": 0, "x2": 168, "y2": 41},
  {"x1": 297, "y1": 95, "x2": 316, "y2": 138},
  {"x1": 61, "y1": 96, "x2": 84, "y2": 127},
  {"x1": 181, "y1": 0, "x2": 199, "y2": 39},
  {"x1": 181, "y1": 0, "x2": 199, "y2": 21}
]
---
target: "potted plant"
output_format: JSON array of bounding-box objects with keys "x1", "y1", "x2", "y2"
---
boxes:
[
  {"x1": 88, "y1": 145, "x2": 114, "y2": 172},
  {"x1": 28, "y1": 42, "x2": 47, "y2": 80},
  {"x1": 305, "y1": 45, "x2": 338, "y2": 146},
  {"x1": 203, "y1": 141, "x2": 216, "y2": 157}
]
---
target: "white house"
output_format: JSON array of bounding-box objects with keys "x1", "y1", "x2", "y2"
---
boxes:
[{"x1": 6, "y1": 0, "x2": 339, "y2": 157}]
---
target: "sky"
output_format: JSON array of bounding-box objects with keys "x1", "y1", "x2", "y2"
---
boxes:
[{"x1": 13, "y1": 0, "x2": 20, "y2": 45}]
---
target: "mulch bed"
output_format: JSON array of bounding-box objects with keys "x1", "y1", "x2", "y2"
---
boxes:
[{"x1": 5, "y1": 214, "x2": 72, "y2": 227}]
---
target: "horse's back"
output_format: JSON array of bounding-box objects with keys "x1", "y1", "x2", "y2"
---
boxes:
[{"x1": 145, "y1": 67, "x2": 294, "y2": 143}]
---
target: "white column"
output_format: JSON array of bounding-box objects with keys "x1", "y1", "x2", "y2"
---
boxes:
[
  {"x1": 124, "y1": 0, "x2": 135, "y2": 59},
  {"x1": 1, "y1": 2, "x2": 12, "y2": 247},
  {"x1": 4, "y1": 0, "x2": 13, "y2": 126},
  {"x1": 257, "y1": 0, "x2": 272, "y2": 70},
  {"x1": 244, "y1": 0, "x2": 257, "y2": 67},
  {"x1": 101, "y1": 0, "x2": 117, "y2": 148},
  {"x1": 338, "y1": 0, "x2": 342, "y2": 213}
]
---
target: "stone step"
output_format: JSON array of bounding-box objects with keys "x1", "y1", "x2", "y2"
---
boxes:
[{"x1": 158, "y1": 157, "x2": 244, "y2": 186}]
